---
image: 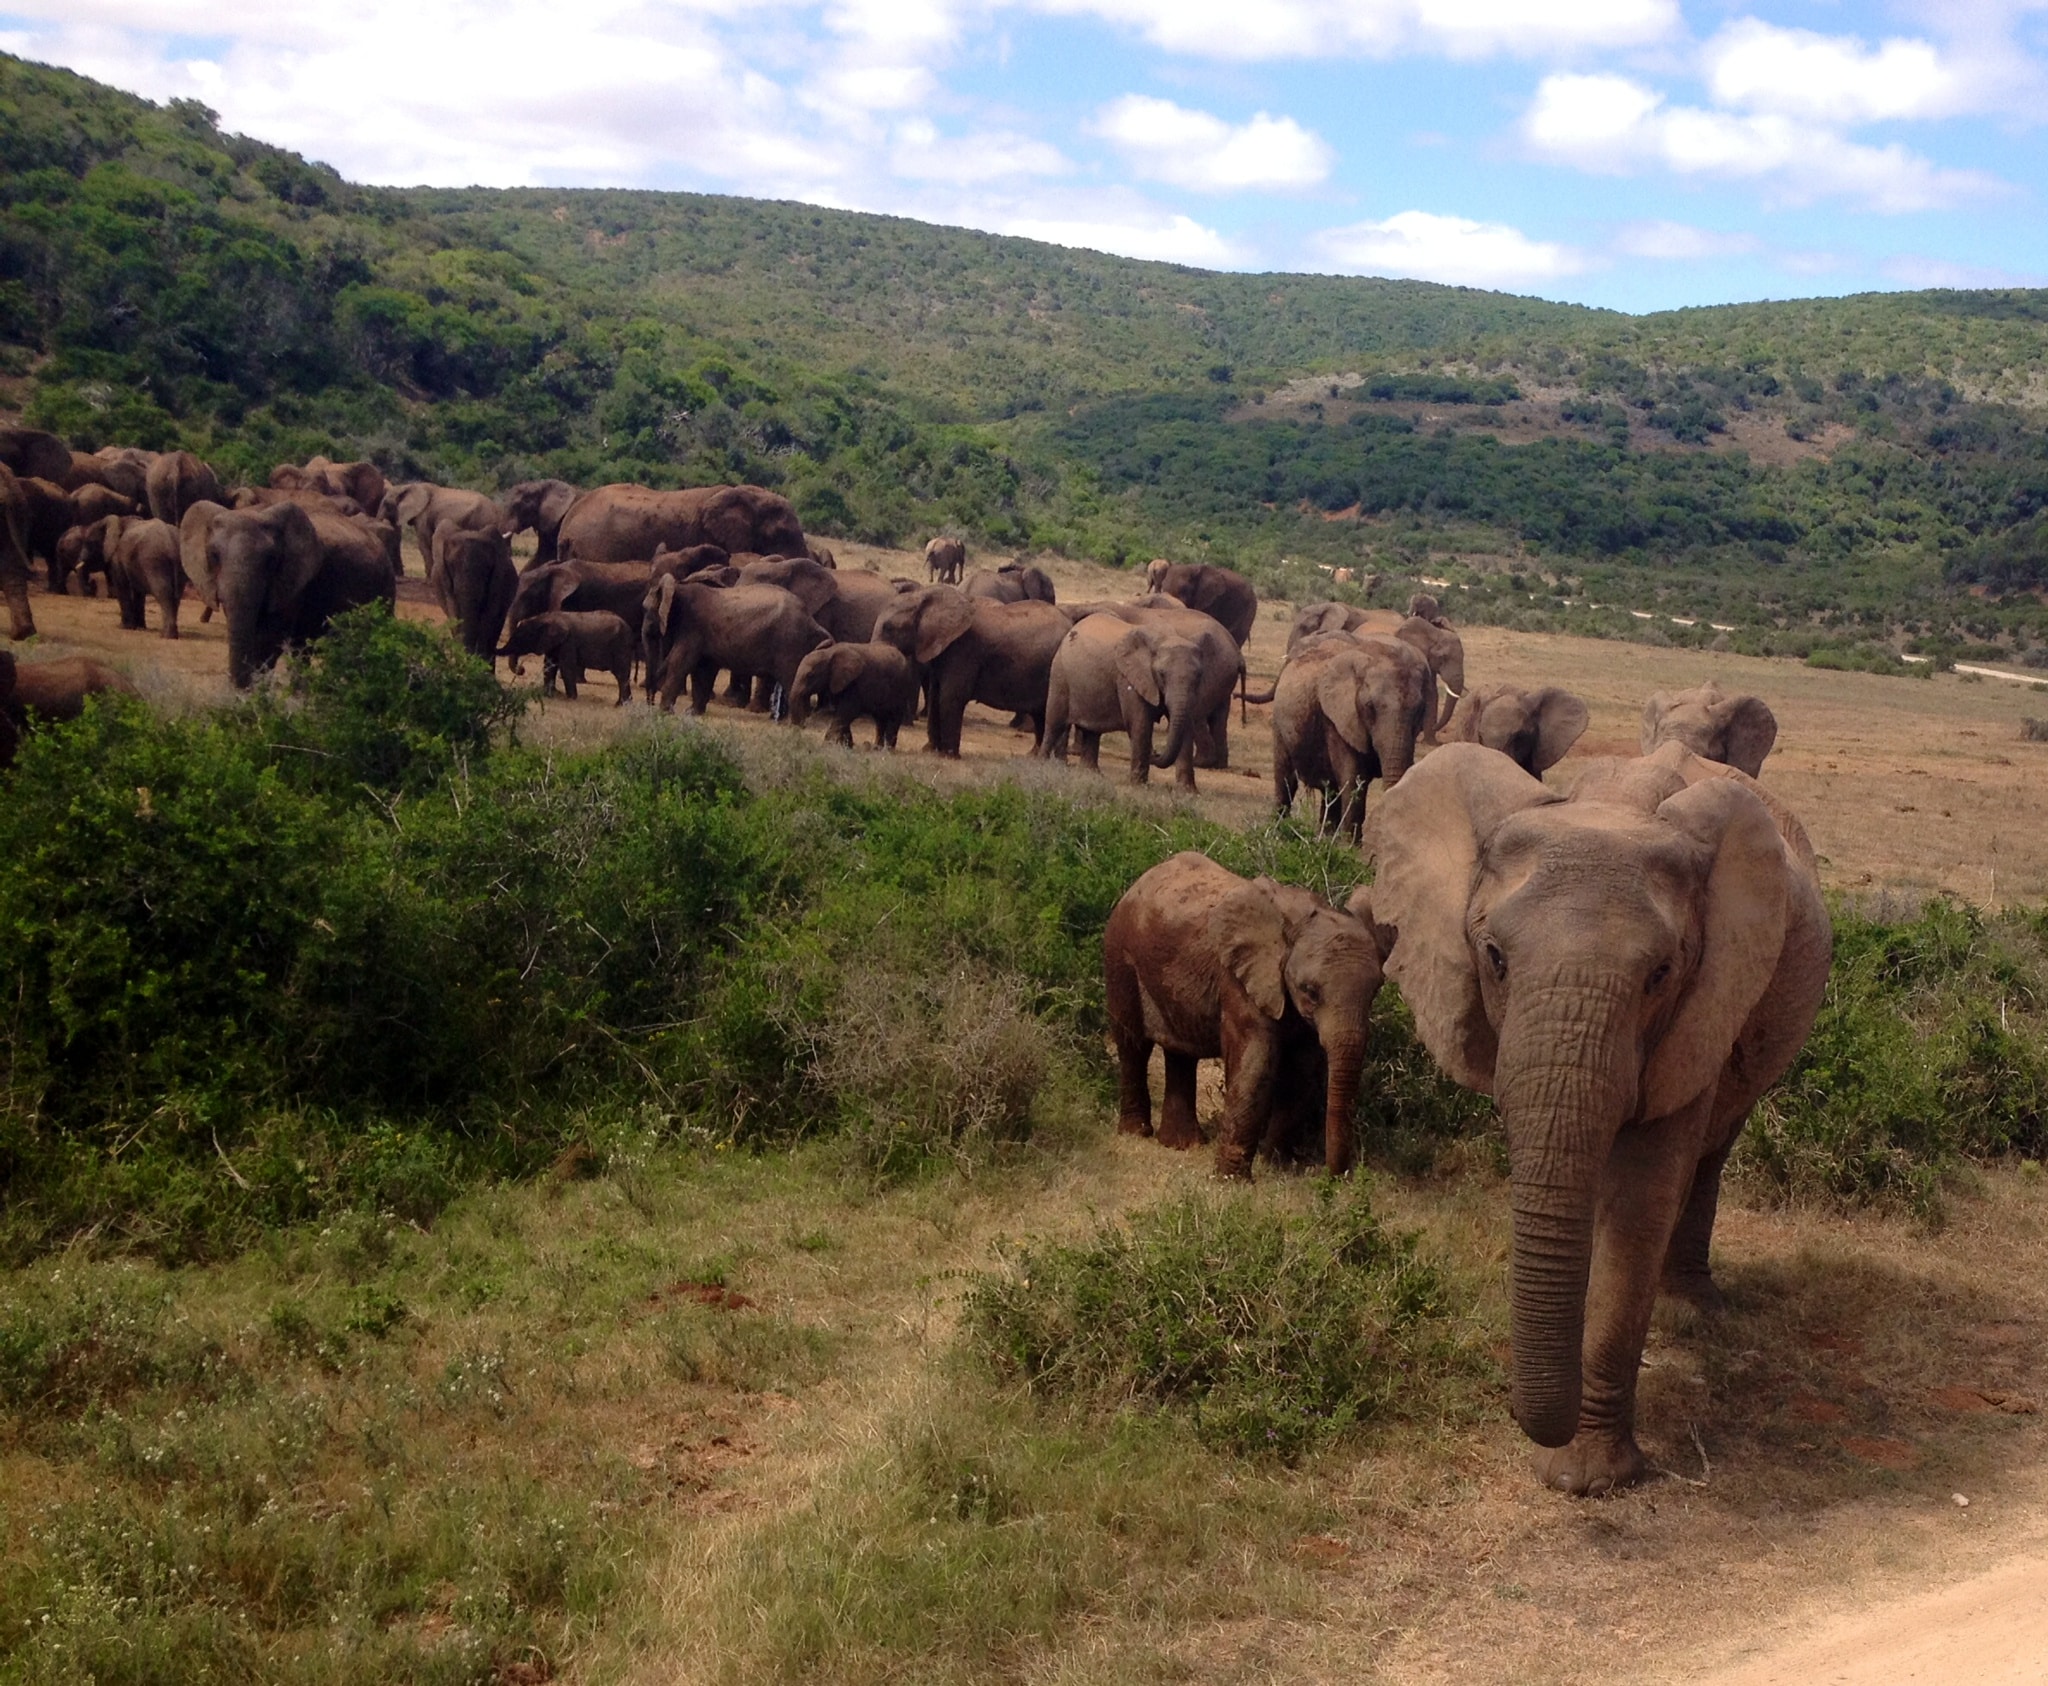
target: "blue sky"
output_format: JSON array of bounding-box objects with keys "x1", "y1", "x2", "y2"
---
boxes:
[{"x1": 4, "y1": 0, "x2": 2044, "y2": 312}]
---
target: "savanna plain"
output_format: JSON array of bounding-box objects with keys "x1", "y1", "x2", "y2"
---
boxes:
[{"x1": 7, "y1": 536, "x2": 2048, "y2": 1686}]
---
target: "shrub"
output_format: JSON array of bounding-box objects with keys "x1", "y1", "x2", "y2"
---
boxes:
[{"x1": 963, "y1": 1182, "x2": 1482, "y2": 1460}]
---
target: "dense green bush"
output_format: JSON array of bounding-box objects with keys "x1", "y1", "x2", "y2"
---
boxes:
[{"x1": 964, "y1": 1182, "x2": 1481, "y2": 1459}]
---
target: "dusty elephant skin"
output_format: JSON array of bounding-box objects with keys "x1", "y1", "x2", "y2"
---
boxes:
[
  {"x1": 144, "y1": 450, "x2": 224, "y2": 527},
  {"x1": 1040, "y1": 610, "x2": 1239, "y2": 790},
  {"x1": 1269, "y1": 633, "x2": 1430, "y2": 841},
  {"x1": 964, "y1": 562, "x2": 1056, "y2": 605},
  {"x1": 556, "y1": 483, "x2": 804, "y2": 564},
  {"x1": 641, "y1": 576, "x2": 830, "y2": 715},
  {"x1": 0, "y1": 647, "x2": 140, "y2": 765},
  {"x1": 192, "y1": 502, "x2": 396, "y2": 688},
  {"x1": 500, "y1": 610, "x2": 636, "y2": 703},
  {"x1": 739, "y1": 556, "x2": 906, "y2": 643},
  {"x1": 431, "y1": 527, "x2": 518, "y2": 669},
  {"x1": 1103, "y1": 852, "x2": 1383, "y2": 1177},
  {"x1": 872, "y1": 587, "x2": 1069, "y2": 756},
  {"x1": 923, "y1": 535, "x2": 965, "y2": 584},
  {"x1": 106, "y1": 516, "x2": 187, "y2": 639},
  {"x1": 1064, "y1": 598, "x2": 1242, "y2": 769},
  {"x1": 1364, "y1": 741, "x2": 1831, "y2": 1496},
  {"x1": 382, "y1": 482, "x2": 500, "y2": 575},
  {"x1": 790, "y1": 640, "x2": 917, "y2": 747},
  {"x1": 0, "y1": 462, "x2": 36, "y2": 641},
  {"x1": 1143, "y1": 559, "x2": 1258, "y2": 648},
  {"x1": 1641, "y1": 680, "x2": 1779, "y2": 777},
  {"x1": 498, "y1": 478, "x2": 581, "y2": 567}
]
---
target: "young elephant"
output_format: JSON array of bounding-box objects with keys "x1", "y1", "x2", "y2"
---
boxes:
[
  {"x1": 107, "y1": 517, "x2": 188, "y2": 638},
  {"x1": 1453, "y1": 684, "x2": 1589, "y2": 778},
  {"x1": 499, "y1": 610, "x2": 636, "y2": 703},
  {"x1": 1103, "y1": 852, "x2": 1383, "y2": 1177},
  {"x1": 790, "y1": 640, "x2": 917, "y2": 747},
  {"x1": 1270, "y1": 634, "x2": 1431, "y2": 841}
]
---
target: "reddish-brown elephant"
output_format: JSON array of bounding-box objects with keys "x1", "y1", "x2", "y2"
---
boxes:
[
  {"x1": 556, "y1": 483, "x2": 805, "y2": 564},
  {"x1": 1103, "y1": 852, "x2": 1383, "y2": 1176}
]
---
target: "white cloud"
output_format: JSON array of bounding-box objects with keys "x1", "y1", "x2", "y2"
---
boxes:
[
  {"x1": 1702, "y1": 20, "x2": 1971, "y2": 125},
  {"x1": 1029, "y1": 0, "x2": 1676, "y2": 62},
  {"x1": 1091, "y1": 95, "x2": 1332, "y2": 192},
  {"x1": 1881, "y1": 254, "x2": 2043, "y2": 289},
  {"x1": 1612, "y1": 221, "x2": 1760, "y2": 260},
  {"x1": 892, "y1": 121, "x2": 1071, "y2": 183},
  {"x1": 1309, "y1": 210, "x2": 1590, "y2": 289},
  {"x1": 996, "y1": 207, "x2": 1241, "y2": 265},
  {"x1": 1523, "y1": 72, "x2": 2002, "y2": 212}
]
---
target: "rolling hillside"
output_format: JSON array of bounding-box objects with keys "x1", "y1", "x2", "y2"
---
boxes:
[{"x1": 4, "y1": 51, "x2": 2046, "y2": 658}]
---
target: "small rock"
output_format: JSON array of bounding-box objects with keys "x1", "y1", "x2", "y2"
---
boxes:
[{"x1": 1953, "y1": 1493, "x2": 1970, "y2": 1508}]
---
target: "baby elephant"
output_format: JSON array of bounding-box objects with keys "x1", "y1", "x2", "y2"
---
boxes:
[
  {"x1": 790, "y1": 640, "x2": 917, "y2": 748},
  {"x1": 1103, "y1": 851, "x2": 1383, "y2": 1177},
  {"x1": 500, "y1": 610, "x2": 635, "y2": 704}
]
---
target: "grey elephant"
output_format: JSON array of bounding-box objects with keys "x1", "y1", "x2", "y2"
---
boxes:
[
  {"x1": 89, "y1": 447, "x2": 156, "y2": 506},
  {"x1": 1086, "y1": 598, "x2": 1242, "y2": 767},
  {"x1": 924, "y1": 536, "x2": 965, "y2": 584},
  {"x1": 500, "y1": 610, "x2": 636, "y2": 703},
  {"x1": 382, "y1": 482, "x2": 500, "y2": 576},
  {"x1": 144, "y1": 450, "x2": 224, "y2": 526},
  {"x1": 790, "y1": 640, "x2": 917, "y2": 747},
  {"x1": 499, "y1": 478, "x2": 581, "y2": 567},
  {"x1": 18, "y1": 477, "x2": 75, "y2": 580},
  {"x1": 431, "y1": 526, "x2": 518, "y2": 669},
  {"x1": 965, "y1": 563, "x2": 1055, "y2": 605},
  {"x1": 106, "y1": 517, "x2": 187, "y2": 638},
  {"x1": 193, "y1": 502, "x2": 397, "y2": 687},
  {"x1": 871, "y1": 586, "x2": 1070, "y2": 756},
  {"x1": 1104, "y1": 852, "x2": 1383, "y2": 1176},
  {"x1": 1640, "y1": 681, "x2": 1777, "y2": 778},
  {"x1": 556, "y1": 483, "x2": 805, "y2": 563},
  {"x1": 642, "y1": 576, "x2": 830, "y2": 715},
  {"x1": 1143, "y1": 559, "x2": 1257, "y2": 647},
  {"x1": 1040, "y1": 611, "x2": 1239, "y2": 790},
  {"x1": 1269, "y1": 634, "x2": 1431, "y2": 841},
  {"x1": 508, "y1": 561, "x2": 655, "y2": 677},
  {"x1": 740, "y1": 556, "x2": 906, "y2": 643},
  {"x1": 1364, "y1": 742, "x2": 1830, "y2": 1495},
  {"x1": 179, "y1": 501, "x2": 230, "y2": 621},
  {"x1": 1289, "y1": 604, "x2": 1466, "y2": 738},
  {"x1": 1452, "y1": 684, "x2": 1589, "y2": 778},
  {"x1": 0, "y1": 649, "x2": 141, "y2": 766},
  {"x1": 0, "y1": 426, "x2": 74, "y2": 487}
]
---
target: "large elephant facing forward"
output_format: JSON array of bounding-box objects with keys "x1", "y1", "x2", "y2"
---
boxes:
[
  {"x1": 1640, "y1": 681, "x2": 1777, "y2": 778},
  {"x1": 499, "y1": 479, "x2": 581, "y2": 567},
  {"x1": 1270, "y1": 633, "x2": 1430, "y2": 841},
  {"x1": 557, "y1": 483, "x2": 805, "y2": 564},
  {"x1": 1364, "y1": 742, "x2": 1830, "y2": 1495},
  {"x1": 194, "y1": 502, "x2": 396, "y2": 687},
  {"x1": 1041, "y1": 609, "x2": 1240, "y2": 789},
  {"x1": 1143, "y1": 560, "x2": 1257, "y2": 647},
  {"x1": 1104, "y1": 853, "x2": 1383, "y2": 1176}
]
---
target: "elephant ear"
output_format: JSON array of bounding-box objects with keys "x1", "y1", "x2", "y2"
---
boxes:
[
  {"x1": 1638, "y1": 690, "x2": 1673, "y2": 756},
  {"x1": 652, "y1": 573, "x2": 680, "y2": 637},
  {"x1": 545, "y1": 568, "x2": 580, "y2": 613},
  {"x1": 1641, "y1": 779, "x2": 1790, "y2": 1121},
  {"x1": 1114, "y1": 628, "x2": 1163, "y2": 708},
  {"x1": 267, "y1": 507, "x2": 324, "y2": 619},
  {"x1": 1364, "y1": 743, "x2": 1557, "y2": 1094},
  {"x1": 1717, "y1": 694, "x2": 1778, "y2": 778},
  {"x1": 777, "y1": 563, "x2": 837, "y2": 617},
  {"x1": 1314, "y1": 656, "x2": 1374, "y2": 752},
  {"x1": 1530, "y1": 688, "x2": 1590, "y2": 773},
  {"x1": 825, "y1": 642, "x2": 867, "y2": 694},
  {"x1": 541, "y1": 482, "x2": 578, "y2": 528},
  {"x1": 1450, "y1": 688, "x2": 1485, "y2": 743},
  {"x1": 912, "y1": 590, "x2": 976, "y2": 664},
  {"x1": 1211, "y1": 879, "x2": 1298, "y2": 1020}
]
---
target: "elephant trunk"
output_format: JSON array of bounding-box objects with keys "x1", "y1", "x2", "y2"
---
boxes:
[
  {"x1": 1151, "y1": 692, "x2": 1194, "y2": 771},
  {"x1": 1319, "y1": 1029, "x2": 1369, "y2": 1173},
  {"x1": 1492, "y1": 976, "x2": 1637, "y2": 1449}
]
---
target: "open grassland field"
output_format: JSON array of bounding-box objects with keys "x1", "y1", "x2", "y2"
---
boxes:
[{"x1": 8, "y1": 546, "x2": 2048, "y2": 1685}]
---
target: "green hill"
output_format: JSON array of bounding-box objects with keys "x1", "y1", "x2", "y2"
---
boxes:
[{"x1": 4, "y1": 51, "x2": 2046, "y2": 656}]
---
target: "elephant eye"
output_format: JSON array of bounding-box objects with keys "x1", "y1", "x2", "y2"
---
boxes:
[
  {"x1": 1646, "y1": 961, "x2": 1673, "y2": 994},
  {"x1": 1483, "y1": 940, "x2": 1507, "y2": 981}
]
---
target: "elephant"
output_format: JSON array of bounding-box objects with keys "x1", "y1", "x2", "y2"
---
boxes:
[
  {"x1": 1041, "y1": 611, "x2": 1240, "y2": 790},
  {"x1": 106, "y1": 517, "x2": 187, "y2": 638},
  {"x1": 191, "y1": 501, "x2": 396, "y2": 687},
  {"x1": 90, "y1": 447, "x2": 157, "y2": 506},
  {"x1": 70, "y1": 483, "x2": 137, "y2": 529},
  {"x1": 0, "y1": 649, "x2": 141, "y2": 765},
  {"x1": 18, "y1": 477, "x2": 74, "y2": 580},
  {"x1": 500, "y1": 610, "x2": 636, "y2": 703},
  {"x1": 650, "y1": 543, "x2": 732, "y2": 584},
  {"x1": 235, "y1": 486, "x2": 366, "y2": 520},
  {"x1": 1143, "y1": 560, "x2": 1257, "y2": 648},
  {"x1": 430, "y1": 526, "x2": 518, "y2": 668},
  {"x1": 806, "y1": 539, "x2": 837, "y2": 569},
  {"x1": 642, "y1": 576, "x2": 830, "y2": 715},
  {"x1": 1363, "y1": 741, "x2": 1830, "y2": 1494},
  {"x1": 739, "y1": 556, "x2": 906, "y2": 643},
  {"x1": 54, "y1": 520, "x2": 113, "y2": 600},
  {"x1": 381, "y1": 482, "x2": 500, "y2": 575},
  {"x1": 0, "y1": 464, "x2": 34, "y2": 640},
  {"x1": 1270, "y1": 634, "x2": 1430, "y2": 842},
  {"x1": 0, "y1": 427, "x2": 74, "y2": 487},
  {"x1": 1103, "y1": 852, "x2": 1383, "y2": 1176},
  {"x1": 925, "y1": 536, "x2": 965, "y2": 584},
  {"x1": 1640, "y1": 682, "x2": 1777, "y2": 778},
  {"x1": 556, "y1": 483, "x2": 805, "y2": 564},
  {"x1": 1408, "y1": 592, "x2": 1449, "y2": 625},
  {"x1": 790, "y1": 640, "x2": 918, "y2": 748},
  {"x1": 274, "y1": 456, "x2": 387, "y2": 514},
  {"x1": 1083, "y1": 598, "x2": 1243, "y2": 767},
  {"x1": 507, "y1": 562, "x2": 654, "y2": 679},
  {"x1": 1452, "y1": 685, "x2": 1589, "y2": 778},
  {"x1": 870, "y1": 586, "x2": 1070, "y2": 756},
  {"x1": 1290, "y1": 604, "x2": 1466, "y2": 738},
  {"x1": 179, "y1": 502, "x2": 229, "y2": 621},
  {"x1": 964, "y1": 563, "x2": 1055, "y2": 605},
  {"x1": 145, "y1": 450, "x2": 225, "y2": 526},
  {"x1": 499, "y1": 478, "x2": 582, "y2": 567}
]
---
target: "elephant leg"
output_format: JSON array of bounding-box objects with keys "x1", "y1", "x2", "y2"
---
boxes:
[
  {"x1": 722, "y1": 669, "x2": 750, "y2": 706},
  {"x1": 1660, "y1": 1144, "x2": 1732, "y2": 1312},
  {"x1": 925, "y1": 671, "x2": 965, "y2": 755},
  {"x1": 158, "y1": 576, "x2": 181, "y2": 640},
  {"x1": 2, "y1": 573, "x2": 30, "y2": 641},
  {"x1": 1076, "y1": 728, "x2": 1101, "y2": 772},
  {"x1": 1535, "y1": 1105, "x2": 1708, "y2": 1498},
  {"x1": 1005, "y1": 711, "x2": 1033, "y2": 732},
  {"x1": 540, "y1": 654, "x2": 560, "y2": 696},
  {"x1": 1126, "y1": 708, "x2": 1154, "y2": 785},
  {"x1": 1192, "y1": 717, "x2": 1222, "y2": 770},
  {"x1": 614, "y1": 664, "x2": 632, "y2": 705},
  {"x1": 1204, "y1": 706, "x2": 1230, "y2": 770},
  {"x1": 1213, "y1": 1021, "x2": 1278, "y2": 1178},
  {"x1": 1273, "y1": 744, "x2": 1298, "y2": 820},
  {"x1": 688, "y1": 663, "x2": 717, "y2": 715},
  {"x1": 828, "y1": 700, "x2": 857, "y2": 747},
  {"x1": 1158, "y1": 1051, "x2": 1202, "y2": 1149},
  {"x1": 561, "y1": 663, "x2": 580, "y2": 700},
  {"x1": 1262, "y1": 1040, "x2": 1324, "y2": 1168},
  {"x1": 1113, "y1": 1028, "x2": 1154, "y2": 1137}
]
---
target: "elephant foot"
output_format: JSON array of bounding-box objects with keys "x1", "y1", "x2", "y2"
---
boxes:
[
  {"x1": 1533, "y1": 1431, "x2": 1646, "y2": 1498},
  {"x1": 1212, "y1": 1145, "x2": 1254, "y2": 1180},
  {"x1": 1155, "y1": 1116, "x2": 1202, "y2": 1151},
  {"x1": 1660, "y1": 1269, "x2": 1728, "y2": 1314},
  {"x1": 1116, "y1": 1111, "x2": 1153, "y2": 1138}
]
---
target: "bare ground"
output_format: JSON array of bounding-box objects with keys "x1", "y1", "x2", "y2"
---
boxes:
[{"x1": 14, "y1": 544, "x2": 2048, "y2": 1681}]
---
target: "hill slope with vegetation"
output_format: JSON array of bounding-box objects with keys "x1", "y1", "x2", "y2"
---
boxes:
[{"x1": 4, "y1": 52, "x2": 2046, "y2": 656}]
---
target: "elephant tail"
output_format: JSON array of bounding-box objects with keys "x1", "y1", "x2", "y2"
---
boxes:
[{"x1": 1240, "y1": 671, "x2": 1279, "y2": 709}]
